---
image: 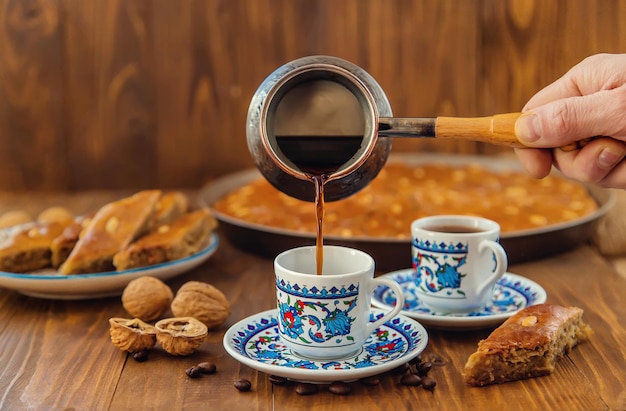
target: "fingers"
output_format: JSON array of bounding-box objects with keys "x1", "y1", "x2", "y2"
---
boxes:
[
  {"x1": 551, "y1": 137, "x2": 626, "y2": 186},
  {"x1": 514, "y1": 148, "x2": 553, "y2": 178},
  {"x1": 523, "y1": 53, "x2": 626, "y2": 111},
  {"x1": 515, "y1": 84, "x2": 626, "y2": 147}
]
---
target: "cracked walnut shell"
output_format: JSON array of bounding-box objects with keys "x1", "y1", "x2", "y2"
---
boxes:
[
  {"x1": 109, "y1": 317, "x2": 157, "y2": 352},
  {"x1": 155, "y1": 317, "x2": 208, "y2": 356},
  {"x1": 170, "y1": 281, "x2": 230, "y2": 329},
  {"x1": 122, "y1": 276, "x2": 174, "y2": 322}
]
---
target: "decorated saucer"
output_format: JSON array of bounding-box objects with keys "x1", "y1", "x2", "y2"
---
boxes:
[
  {"x1": 223, "y1": 308, "x2": 428, "y2": 383},
  {"x1": 371, "y1": 270, "x2": 547, "y2": 330}
]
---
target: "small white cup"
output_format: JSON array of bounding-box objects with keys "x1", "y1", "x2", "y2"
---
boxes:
[
  {"x1": 411, "y1": 215, "x2": 508, "y2": 313},
  {"x1": 274, "y1": 245, "x2": 405, "y2": 360}
]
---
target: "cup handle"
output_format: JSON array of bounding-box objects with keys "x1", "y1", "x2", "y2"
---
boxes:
[
  {"x1": 367, "y1": 278, "x2": 405, "y2": 335},
  {"x1": 476, "y1": 239, "x2": 508, "y2": 297}
]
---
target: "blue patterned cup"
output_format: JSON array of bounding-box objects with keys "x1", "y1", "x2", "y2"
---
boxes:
[
  {"x1": 274, "y1": 245, "x2": 404, "y2": 360},
  {"x1": 412, "y1": 215, "x2": 508, "y2": 313}
]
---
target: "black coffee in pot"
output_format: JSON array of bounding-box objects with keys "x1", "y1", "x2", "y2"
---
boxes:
[{"x1": 275, "y1": 136, "x2": 363, "y2": 175}]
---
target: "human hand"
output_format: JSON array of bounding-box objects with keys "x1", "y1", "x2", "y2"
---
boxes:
[{"x1": 514, "y1": 53, "x2": 626, "y2": 188}]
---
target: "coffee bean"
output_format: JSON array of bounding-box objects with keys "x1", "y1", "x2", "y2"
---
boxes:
[
  {"x1": 295, "y1": 383, "x2": 319, "y2": 395},
  {"x1": 185, "y1": 366, "x2": 203, "y2": 379},
  {"x1": 234, "y1": 379, "x2": 252, "y2": 392},
  {"x1": 360, "y1": 376, "x2": 380, "y2": 386},
  {"x1": 328, "y1": 381, "x2": 352, "y2": 395},
  {"x1": 131, "y1": 350, "x2": 148, "y2": 362},
  {"x1": 417, "y1": 362, "x2": 433, "y2": 376},
  {"x1": 409, "y1": 355, "x2": 423, "y2": 365},
  {"x1": 197, "y1": 361, "x2": 217, "y2": 374},
  {"x1": 421, "y1": 376, "x2": 437, "y2": 391},
  {"x1": 392, "y1": 362, "x2": 410, "y2": 374},
  {"x1": 400, "y1": 373, "x2": 422, "y2": 387},
  {"x1": 269, "y1": 375, "x2": 290, "y2": 386}
]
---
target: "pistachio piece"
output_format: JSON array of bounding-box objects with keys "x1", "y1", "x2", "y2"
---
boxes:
[
  {"x1": 109, "y1": 317, "x2": 157, "y2": 352},
  {"x1": 155, "y1": 317, "x2": 208, "y2": 356}
]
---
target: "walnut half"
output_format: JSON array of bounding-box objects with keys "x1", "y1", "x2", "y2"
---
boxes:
[
  {"x1": 155, "y1": 317, "x2": 208, "y2": 356},
  {"x1": 109, "y1": 317, "x2": 157, "y2": 352}
]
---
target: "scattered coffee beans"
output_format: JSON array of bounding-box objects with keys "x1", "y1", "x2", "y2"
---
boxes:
[
  {"x1": 295, "y1": 383, "x2": 319, "y2": 395},
  {"x1": 393, "y1": 362, "x2": 410, "y2": 374},
  {"x1": 421, "y1": 376, "x2": 437, "y2": 391},
  {"x1": 328, "y1": 381, "x2": 352, "y2": 395},
  {"x1": 400, "y1": 374, "x2": 422, "y2": 387},
  {"x1": 269, "y1": 375, "x2": 290, "y2": 386},
  {"x1": 360, "y1": 376, "x2": 380, "y2": 386},
  {"x1": 197, "y1": 361, "x2": 217, "y2": 375},
  {"x1": 266, "y1": 353, "x2": 442, "y2": 396},
  {"x1": 131, "y1": 350, "x2": 148, "y2": 362},
  {"x1": 409, "y1": 354, "x2": 423, "y2": 365},
  {"x1": 417, "y1": 361, "x2": 433, "y2": 376},
  {"x1": 185, "y1": 366, "x2": 203, "y2": 379},
  {"x1": 234, "y1": 379, "x2": 252, "y2": 392}
]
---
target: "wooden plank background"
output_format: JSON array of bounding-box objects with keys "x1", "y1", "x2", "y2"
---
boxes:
[{"x1": 0, "y1": 0, "x2": 625, "y2": 191}]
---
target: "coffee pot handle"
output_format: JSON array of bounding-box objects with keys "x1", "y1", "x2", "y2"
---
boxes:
[{"x1": 379, "y1": 113, "x2": 592, "y2": 151}]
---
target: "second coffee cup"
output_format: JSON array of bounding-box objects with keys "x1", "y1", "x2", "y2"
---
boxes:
[{"x1": 411, "y1": 215, "x2": 508, "y2": 313}]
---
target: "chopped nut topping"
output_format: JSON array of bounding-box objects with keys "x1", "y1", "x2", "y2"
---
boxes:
[
  {"x1": 106, "y1": 216, "x2": 120, "y2": 233},
  {"x1": 27, "y1": 228, "x2": 41, "y2": 238},
  {"x1": 521, "y1": 315, "x2": 538, "y2": 327}
]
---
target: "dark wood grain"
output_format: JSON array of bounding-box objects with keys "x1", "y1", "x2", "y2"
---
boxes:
[
  {"x1": 1, "y1": 0, "x2": 626, "y2": 190},
  {"x1": 0, "y1": 191, "x2": 625, "y2": 410}
]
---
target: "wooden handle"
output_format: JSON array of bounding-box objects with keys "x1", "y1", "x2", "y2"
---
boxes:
[
  {"x1": 435, "y1": 112, "x2": 524, "y2": 147},
  {"x1": 435, "y1": 112, "x2": 589, "y2": 151}
]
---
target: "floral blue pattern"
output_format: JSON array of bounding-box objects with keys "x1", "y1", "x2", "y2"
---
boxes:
[
  {"x1": 226, "y1": 310, "x2": 427, "y2": 375},
  {"x1": 277, "y1": 293, "x2": 357, "y2": 345},
  {"x1": 276, "y1": 277, "x2": 361, "y2": 347},
  {"x1": 372, "y1": 270, "x2": 542, "y2": 317}
]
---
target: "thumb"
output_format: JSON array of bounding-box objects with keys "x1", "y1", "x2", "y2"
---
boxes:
[{"x1": 515, "y1": 85, "x2": 626, "y2": 148}]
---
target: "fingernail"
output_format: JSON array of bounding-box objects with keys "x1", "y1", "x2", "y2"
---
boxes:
[
  {"x1": 598, "y1": 147, "x2": 625, "y2": 169},
  {"x1": 515, "y1": 113, "x2": 541, "y2": 143}
]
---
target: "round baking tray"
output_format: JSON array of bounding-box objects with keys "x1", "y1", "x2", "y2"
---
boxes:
[{"x1": 198, "y1": 154, "x2": 615, "y2": 272}]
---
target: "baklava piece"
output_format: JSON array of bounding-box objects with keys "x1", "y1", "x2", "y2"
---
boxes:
[
  {"x1": 0, "y1": 221, "x2": 71, "y2": 273},
  {"x1": 147, "y1": 191, "x2": 189, "y2": 231},
  {"x1": 463, "y1": 304, "x2": 593, "y2": 386},
  {"x1": 59, "y1": 190, "x2": 162, "y2": 274},
  {"x1": 113, "y1": 208, "x2": 216, "y2": 271}
]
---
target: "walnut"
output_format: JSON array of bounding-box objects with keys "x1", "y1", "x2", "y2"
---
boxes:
[
  {"x1": 122, "y1": 276, "x2": 174, "y2": 321},
  {"x1": 170, "y1": 281, "x2": 230, "y2": 329},
  {"x1": 155, "y1": 317, "x2": 208, "y2": 356},
  {"x1": 109, "y1": 317, "x2": 157, "y2": 352}
]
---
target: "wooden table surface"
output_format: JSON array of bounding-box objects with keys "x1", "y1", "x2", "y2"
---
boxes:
[{"x1": 0, "y1": 191, "x2": 625, "y2": 411}]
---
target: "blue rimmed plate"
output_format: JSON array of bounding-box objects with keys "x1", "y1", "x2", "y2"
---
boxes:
[
  {"x1": 223, "y1": 308, "x2": 428, "y2": 383},
  {"x1": 371, "y1": 269, "x2": 547, "y2": 330},
  {"x1": 0, "y1": 233, "x2": 219, "y2": 300}
]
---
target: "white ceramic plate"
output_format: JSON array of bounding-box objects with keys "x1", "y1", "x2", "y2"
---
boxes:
[
  {"x1": 223, "y1": 308, "x2": 428, "y2": 383},
  {"x1": 371, "y1": 269, "x2": 547, "y2": 330},
  {"x1": 0, "y1": 233, "x2": 219, "y2": 300}
]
